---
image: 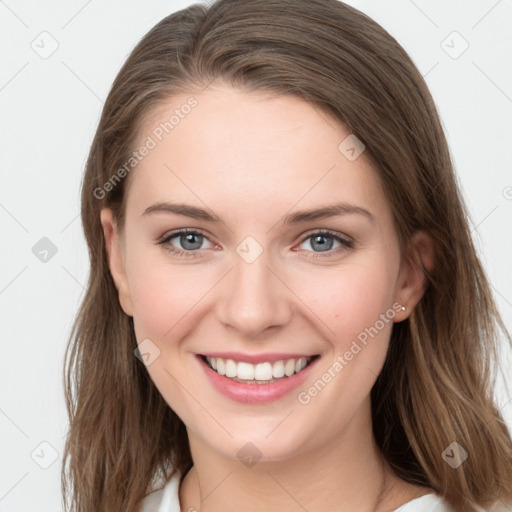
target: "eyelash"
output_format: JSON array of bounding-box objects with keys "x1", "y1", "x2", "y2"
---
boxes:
[{"x1": 157, "y1": 228, "x2": 354, "y2": 259}]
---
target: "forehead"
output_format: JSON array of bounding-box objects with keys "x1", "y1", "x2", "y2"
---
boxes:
[{"x1": 125, "y1": 85, "x2": 388, "y2": 226}]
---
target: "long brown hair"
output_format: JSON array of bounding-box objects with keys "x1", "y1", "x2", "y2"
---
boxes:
[{"x1": 62, "y1": 1, "x2": 512, "y2": 510}]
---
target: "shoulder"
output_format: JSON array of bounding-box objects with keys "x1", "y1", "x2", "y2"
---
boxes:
[
  {"x1": 392, "y1": 492, "x2": 455, "y2": 511},
  {"x1": 139, "y1": 471, "x2": 182, "y2": 512},
  {"x1": 393, "y1": 493, "x2": 512, "y2": 512},
  {"x1": 139, "y1": 473, "x2": 512, "y2": 512}
]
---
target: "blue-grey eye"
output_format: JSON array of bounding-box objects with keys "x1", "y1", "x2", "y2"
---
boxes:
[
  {"x1": 297, "y1": 231, "x2": 353, "y2": 255},
  {"x1": 309, "y1": 234, "x2": 335, "y2": 252},
  {"x1": 177, "y1": 232, "x2": 205, "y2": 250}
]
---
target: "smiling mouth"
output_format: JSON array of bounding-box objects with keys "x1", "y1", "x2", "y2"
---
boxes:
[{"x1": 200, "y1": 354, "x2": 320, "y2": 384}]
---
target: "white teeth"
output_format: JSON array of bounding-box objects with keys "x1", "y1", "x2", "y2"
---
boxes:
[
  {"x1": 205, "y1": 356, "x2": 313, "y2": 381},
  {"x1": 295, "y1": 357, "x2": 307, "y2": 373},
  {"x1": 237, "y1": 362, "x2": 255, "y2": 380},
  {"x1": 254, "y1": 362, "x2": 273, "y2": 380},
  {"x1": 225, "y1": 359, "x2": 237, "y2": 378},
  {"x1": 272, "y1": 360, "x2": 285, "y2": 378},
  {"x1": 284, "y1": 359, "x2": 296, "y2": 377}
]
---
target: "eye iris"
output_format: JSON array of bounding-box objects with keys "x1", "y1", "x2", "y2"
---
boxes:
[
  {"x1": 311, "y1": 234, "x2": 333, "y2": 252},
  {"x1": 181, "y1": 233, "x2": 203, "y2": 250}
]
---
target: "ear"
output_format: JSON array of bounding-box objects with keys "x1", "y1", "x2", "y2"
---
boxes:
[
  {"x1": 394, "y1": 230, "x2": 435, "y2": 322},
  {"x1": 100, "y1": 208, "x2": 133, "y2": 317}
]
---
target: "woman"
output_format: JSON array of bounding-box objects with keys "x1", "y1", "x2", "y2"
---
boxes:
[{"x1": 62, "y1": 1, "x2": 512, "y2": 511}]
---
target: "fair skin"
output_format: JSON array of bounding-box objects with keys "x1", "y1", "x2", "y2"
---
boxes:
[{"x1": 101, "y1": 84, "x2": 434, "y2": 511}]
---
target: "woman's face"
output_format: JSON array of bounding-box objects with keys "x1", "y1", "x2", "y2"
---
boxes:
[{"x1": 101, "y1": 84, "x2": 423, "y2": 463}]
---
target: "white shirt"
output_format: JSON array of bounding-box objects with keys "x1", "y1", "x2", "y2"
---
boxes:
[{"x1": 139, "y1": 470, "x2": 479, "y2": 512}]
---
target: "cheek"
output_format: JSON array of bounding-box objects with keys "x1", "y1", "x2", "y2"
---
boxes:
[
  {"x1": 128, "y1": 242, "x2": 398, "y2": 352},
  {"x1": 291, "y1": 259, "x2": 399, "y2": 431},
  {"x1": 127, "y1": 247, "x2": 215, "y2": 341},
  {"x1": 294, "y1": 255, "x2": 397, "y2": 346},
  {"x1": 125, "y1": 249, "x2": 212, "y2": 424}
]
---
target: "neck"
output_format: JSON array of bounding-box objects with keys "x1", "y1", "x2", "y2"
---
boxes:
[{"x1": 179, "y1": 400, "x2": 412, "y2": 512}]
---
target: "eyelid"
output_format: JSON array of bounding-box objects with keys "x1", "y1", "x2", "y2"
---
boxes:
[
  {"x1": 157, "y1": 227, "x2": 353, "y2": 244},
  {"x1": 157, "y1": 227, "x2": 354, "y2": 258},
  {"x1": 156, "y1": 228, "x2": 217, "y2": 259},
  {"x1": 293, "y1": 229, "x2": 354, "y2": 258},
  {"x1": 298, "y1": 228, "x2": 353, "y2": 245},
  {"x1": 157, "y1": 227, "x2": 213, "y2": 243}
]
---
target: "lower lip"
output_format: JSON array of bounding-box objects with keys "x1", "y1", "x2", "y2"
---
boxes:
[{"x1": 197, "y1": 355, "x2": 319, "y2": 404}]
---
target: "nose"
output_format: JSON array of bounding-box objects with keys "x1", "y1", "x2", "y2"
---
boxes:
[{"x1": 215, "y1": 250, "x2": 293, "y2": 339}]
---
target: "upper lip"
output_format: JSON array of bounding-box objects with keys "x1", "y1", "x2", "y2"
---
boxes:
[{"x1": 199, "y1": 352, "x2": 318, "y2": 364}]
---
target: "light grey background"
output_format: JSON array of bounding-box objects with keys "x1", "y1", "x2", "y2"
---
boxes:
[{"x1": 1, "y1": 1, "x2": 511, "y2": 510}]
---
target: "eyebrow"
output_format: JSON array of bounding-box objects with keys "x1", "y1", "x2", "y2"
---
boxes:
[{"x1": 141, "y1": 201, "x2": 375, "y2": 225}]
